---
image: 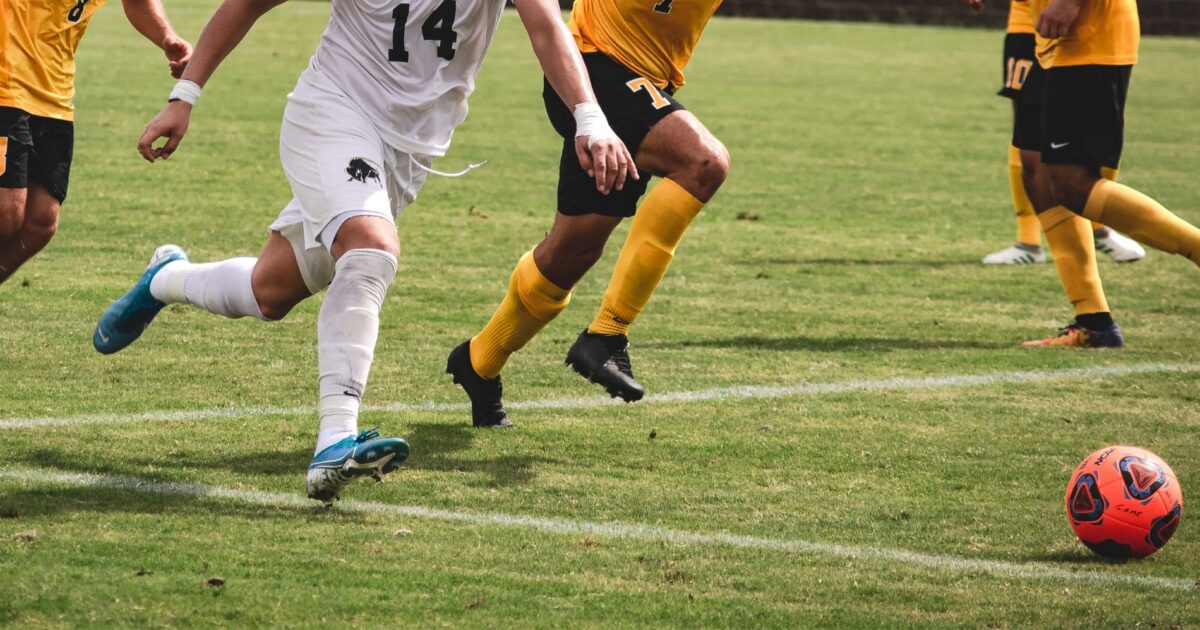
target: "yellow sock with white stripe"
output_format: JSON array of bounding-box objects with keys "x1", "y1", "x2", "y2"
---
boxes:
[{"x1": 589, "y1": 179, "x2": 704, "y2": 336}]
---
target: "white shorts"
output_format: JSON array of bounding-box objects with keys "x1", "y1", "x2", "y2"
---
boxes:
[{"x1": 269, "y1": 69, "x2": 431, "y2": 293}]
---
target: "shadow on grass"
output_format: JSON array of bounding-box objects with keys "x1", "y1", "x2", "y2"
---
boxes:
[
  {"x1": 0, "y1": 483, "x2": 331, "y2": 521},
  {"x1": 9, "y1": 445, "x2": 310, "y2": 480},
  {"x1": 402, "y1": 421, "x2": 563, "y2": 487},
  {"x1": 642, "y1": 335, "x2": 1008, "y2": 352},
  {"x1": 7, "y1": 419, "x2": 557, "y2": 493}
]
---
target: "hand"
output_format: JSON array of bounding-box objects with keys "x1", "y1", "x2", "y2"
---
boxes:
[
  {"x1": 574, "y1": 135, "x2": 638, "y2": 195},
  {"x1": 962, "y1": 0, "x2": 985, "y2": 11},
  {"x1": 162, "y1": 34, "x2": 193, "y2": 78},
  {"x1": 1037, "y1": 0, "x2": 1083, "y2": 39},
  {"x1": 137, "y1": 100, "x2": 192, "y2": 162}
]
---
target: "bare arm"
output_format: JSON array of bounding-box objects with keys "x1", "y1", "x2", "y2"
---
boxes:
[
  {"x1": 517, "y1": 0, "x2": 596, "y2": 116},
  {"x1": 515, "y1": 0, "x2": 637, "y2": 194},
  {"x1": 121, "y1": 0, "x2": 192, "y2": 78},
  {"x1": 176, "y1": 0, "x2": 289, "y2": 88},
  {"x1": 136, "y1": 0, "x2": 288, "y2": 161}
]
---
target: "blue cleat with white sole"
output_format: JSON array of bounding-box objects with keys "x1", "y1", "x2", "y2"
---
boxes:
[
  {"x1": 306, "y1": 429, "x2": 411, "y2": 504},
  {"x1": 93, "y1": 245, "x2": 188, "y2": 355}
]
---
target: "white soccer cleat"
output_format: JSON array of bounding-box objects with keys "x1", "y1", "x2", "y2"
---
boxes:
[
  {"x1": 1095, "y1": 229, "x2": 1146, "y2": 263},
  {"x1": 982, "y1": 243, "x2": 1047, "y2": 265}
]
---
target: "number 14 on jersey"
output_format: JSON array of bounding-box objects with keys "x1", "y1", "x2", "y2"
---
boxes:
[{"x1": 389, "y1": 0, "x2": 459, "y2": 63}]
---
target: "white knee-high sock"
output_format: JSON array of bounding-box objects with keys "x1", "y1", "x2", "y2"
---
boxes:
[
  {"x1": 315, "y1": 248, "x2": 397, "y2": 454},
  {"x1": 149, "y1": 258, "x2": 267, "y2": 320}
]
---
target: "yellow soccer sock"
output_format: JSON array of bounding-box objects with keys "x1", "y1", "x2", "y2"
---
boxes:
[
  {"x1": 1039, "y1": 206, "x2": 1109, "y2": 316},
  {"x1": 1091, "y1": 166, "x2": 1120, "y2": 232},
  {"x1": 1017, "y1": 215, "x2": 1041, "y2": 247},
  {"x1": 1082, "y1": 179, "x2": 1200, "y2": 266},
  {"x1": 1009, "y1": 146, "x2": 1041, "y2": 246},
  {"x1": 589, "y1": 179, "x2": 705, "y2": 336},
  {"x1": 470, "y1": 251, "x2": 571, "y2": 379}
]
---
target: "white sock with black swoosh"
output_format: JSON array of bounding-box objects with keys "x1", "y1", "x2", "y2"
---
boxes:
[{"x1": 315, "y1": 249, "x2": 397, "y2": 454}]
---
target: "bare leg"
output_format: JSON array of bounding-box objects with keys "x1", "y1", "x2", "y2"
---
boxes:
[
  {"x1": 0, "y1": 183, "x2": 57, "y2": 285},
  {"x1": 532, "y1": 212, "x2": 622, "y2": 289},
  {"x1": 251, "y1": 231, "x2": 313, "y2": 320}
]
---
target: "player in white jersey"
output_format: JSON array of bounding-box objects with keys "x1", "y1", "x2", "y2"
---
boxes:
[{"x1": 92, "y1": 0, "x2": 635, "y2": 504}]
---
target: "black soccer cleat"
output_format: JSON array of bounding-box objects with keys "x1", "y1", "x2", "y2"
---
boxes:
[
  {"x1": 564, "y1": 330, "x2": 645, "y2": 403},
  {"x1": 446, "y1": 340, "x2": 514, "y2": 428}
]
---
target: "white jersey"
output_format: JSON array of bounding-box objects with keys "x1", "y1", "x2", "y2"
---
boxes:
[{"x1": 305, "y1": 0, "x2": 508, "y2": 156}]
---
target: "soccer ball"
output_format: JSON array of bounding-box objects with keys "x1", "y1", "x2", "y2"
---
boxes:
[{"x1": 1065, "y1": 445, "x2": 1183, "y2": 559}]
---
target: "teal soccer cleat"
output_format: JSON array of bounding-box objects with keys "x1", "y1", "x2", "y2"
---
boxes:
[
  {"x1": 93, "y1": 245, "x2": 188, "y2": 355},
  {"x1": 306, "y1": 429, "x2": 411, "y2": 504}
]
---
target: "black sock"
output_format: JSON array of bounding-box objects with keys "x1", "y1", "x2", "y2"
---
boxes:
[{"x1": 1077, "y1": 312, "x2": 1115, "y2": 331}]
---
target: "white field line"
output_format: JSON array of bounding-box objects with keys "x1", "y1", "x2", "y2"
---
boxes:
[
  {"x1": 2, "y1": 363, "x2": 1197, "y2": 431},
  {"x1": 1, "y1": 467, "x2": 1195, "y2": 593}
]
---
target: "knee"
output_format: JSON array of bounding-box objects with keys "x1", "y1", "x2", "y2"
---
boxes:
[
  {"x1": 255, "y1": 297, "x2": 296, "y2": 322},
  {"x1": 330, "y1": 216, "x2": 401, "y2": 260},
  {"x1": 20, "y1": 204, "x2": 59, "y2": 249},
  {"x1": 685, "y1": 143, "x2": 730, "y2": 200},
  {"x1": 250, "y1": 262, "x2": 307, "y2": 322},
  {"x1": 353, "y1": 235, "x2": 399, "y2": 260}
]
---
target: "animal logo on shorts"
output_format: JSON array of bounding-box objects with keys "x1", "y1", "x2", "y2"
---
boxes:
[{"x1": 346, "y1": 158, "x2": 382, "y2": 186}]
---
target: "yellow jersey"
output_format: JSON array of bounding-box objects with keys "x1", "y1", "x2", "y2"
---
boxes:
[
  {"x1": 0, "y1": 0, "x2": 107, "y2": 120},
  {"x1": 567, "y1": 0, "x2": 722, "y2": 91},
  {"x1": 1027, "y1": 0, "x2": 1138, "y2": 68},
  {"x1": 1006, "y1": 0, "x2": 1035, "y2": 35}
]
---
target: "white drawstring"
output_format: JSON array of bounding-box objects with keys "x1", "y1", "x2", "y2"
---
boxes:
[{"x1": 409, "y1": 155, "x2": 488, "y2": 178}]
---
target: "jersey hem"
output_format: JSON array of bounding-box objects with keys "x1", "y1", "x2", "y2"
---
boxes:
[
  {"x1": 0, "y1": 98, "x2": 74, "y2": 122},
  {"x1": 1043, "y1": 55, "x2": 1138, "y2": 68}
]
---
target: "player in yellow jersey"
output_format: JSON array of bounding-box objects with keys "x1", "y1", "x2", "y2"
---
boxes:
[
  {"x1": 969, "y1": 0, "x2": 1200, "y2": 348},
  {"x1": 980, "y1": 0, "x2": 1143, "y2": 265},
  {"x1": 446, "y1": 0, "x2": 728, "y2": 427},
  {"x1": 0, "y1": 0, "x2": 190, "y2": 287}
]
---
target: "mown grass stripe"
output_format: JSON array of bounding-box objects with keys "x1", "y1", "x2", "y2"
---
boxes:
[
  {"x1": 2, "y1": 363, "x2": 1196, "y2": 430},
  {"x1": 2, "y1": 467, "x2": 1194, "y2": 593}
]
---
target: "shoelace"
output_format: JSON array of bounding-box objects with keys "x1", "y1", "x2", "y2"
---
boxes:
[{"x1": 355, "y1": 428, "x2": 381, "y2": 443}]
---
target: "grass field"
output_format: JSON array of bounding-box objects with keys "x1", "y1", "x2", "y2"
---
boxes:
[{"x1": 2, "y1": 1, "x2": 1199, "y2": 625}]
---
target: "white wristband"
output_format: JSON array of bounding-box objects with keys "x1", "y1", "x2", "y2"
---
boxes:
[
  {"x1": 573, "y1": 102, "x2": 616, "y2": 149},
  {"x1": 168, "y1": 79, "x2": 201, "y2": 106}
]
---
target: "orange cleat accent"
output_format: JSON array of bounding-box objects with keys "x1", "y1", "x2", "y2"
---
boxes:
[
  {"x1": 1023, "y1": 321, "x2": 1125, "y2": 348},
  {"x1": 1023, "y1": 326, "x2": 1088, "y2": 347}
]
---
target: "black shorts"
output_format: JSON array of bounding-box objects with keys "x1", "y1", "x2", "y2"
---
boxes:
[
  {"x1": 1011, "y1": 67, "x2": 1045, "y2": 152},
  {"x1": 544, "y1": 52, "x2": 686, "y2": 217},
  {"x1": 0, "y1": 106, "x2": 74, "y2": 202},
  {"x1": 998, "y1": 33, "x2": 1044, "y2": 100},
  {"x1": 1040, "y1": 65, "x2": 1131, "y2": 169}
]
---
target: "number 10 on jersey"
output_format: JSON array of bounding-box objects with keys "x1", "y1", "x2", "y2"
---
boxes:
[{"x1": 389, "y1": 0, "x2": 459, "y2": 63}]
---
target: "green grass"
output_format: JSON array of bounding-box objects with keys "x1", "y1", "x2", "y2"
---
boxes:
[{"x1": 2, "y1": 2, "x2": 1199, "y2": 626}]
